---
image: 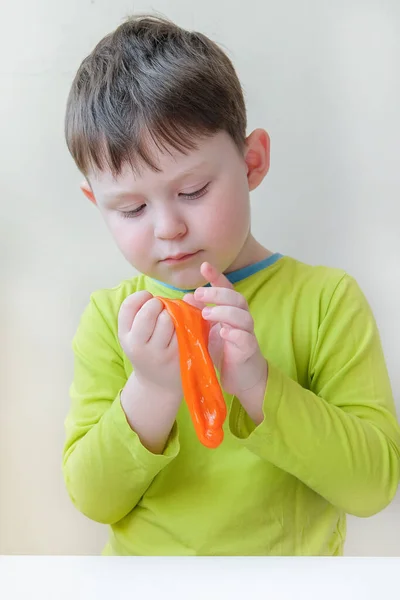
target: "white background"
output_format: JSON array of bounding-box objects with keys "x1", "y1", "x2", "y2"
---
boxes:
[
  {"x1": 0, "y1": 0, "x2": 399, "y2": 555},
  {"x1": 1, "y1": 557, "x2": 399, "y2": 599}
]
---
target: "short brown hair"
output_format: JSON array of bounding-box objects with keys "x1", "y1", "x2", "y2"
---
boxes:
[{"x1": 64, "y1": 14, "x2": 247, "y2": 177}]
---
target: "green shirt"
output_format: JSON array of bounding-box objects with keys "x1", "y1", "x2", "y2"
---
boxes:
[{"x1": 63, "y1": 255, "x2": 400, "y2": 555}]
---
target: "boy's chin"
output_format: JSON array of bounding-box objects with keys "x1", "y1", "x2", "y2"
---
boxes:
[{"x1": 155, "y1": 267, "x2": 207, "y2": 291}]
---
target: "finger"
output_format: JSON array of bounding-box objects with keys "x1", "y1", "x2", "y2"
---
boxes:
[
  {"x1": 167, "y1": 330, "x2": 179, "y2": 351},
  {"x1": 150, "y1": 309, "x2": 175, "y2": 347},
  {"x1": 194, "y1": 286, "x2": 248, "y2": 310},
  {"x1": 182, "y1": 292, "x2": 207, "y2": 311},
  {"x1": 220, "y1": 327, "x2": 259, "y2": 357},
  {"x1": 200, "y1": 262, "x2": 234, "y2": 289},
  {"x1": 131, "y1": 297, "x2": 165, "y2": 344},
  {"x1": 118, "y1": 291, "x2": 153, "y2": 335},
  {"x1": 202, "y1": 305, "x2": 254, "y2": 333},
  {"x1": 208, "y1": 323, "x2": 223, "y2": 370}
]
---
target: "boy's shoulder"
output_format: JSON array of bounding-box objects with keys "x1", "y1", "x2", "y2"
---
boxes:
[
  {"x1": 253, "y1": 254, "x2": 350, "y2": 297},
  {"x1": 72, "y1": 273, "x2": 152, "y2": 353},
  {"x1": 278, "y1": 253, "x2": 342, "y2": 276},
  {"x1": 273, "y1": 255, "x2": 368, "y2": 320},
  {"x1": 278, "y1": 255, "x2": 348, "y2": 291},
  {"x1": 88, "y1": 272, "x2": 148, "y2": 320},
  {"x1": 250, "y1": 255, "x2": 366, "y2": 322}
]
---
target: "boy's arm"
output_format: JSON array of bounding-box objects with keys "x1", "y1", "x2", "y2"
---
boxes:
[
  {"x1": 63, "y1": 294, "x2": 180, "y2": 525},
  {"x1": 230, "y1": 274, "x2": 400, "y2": 517}
]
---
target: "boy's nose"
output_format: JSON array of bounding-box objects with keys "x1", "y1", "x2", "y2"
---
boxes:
[{"x1": 154, "y1": 212, "x2": 187, "y2": 240}]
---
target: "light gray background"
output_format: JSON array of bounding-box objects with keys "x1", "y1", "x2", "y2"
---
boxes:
[{"x1": 0, "y1": 0, "x2": 399, "y2": 554}]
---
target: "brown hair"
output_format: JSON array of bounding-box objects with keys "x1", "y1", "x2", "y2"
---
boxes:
[{"x1": 64, "y1": 14, "x2": 247, "y2": 177}]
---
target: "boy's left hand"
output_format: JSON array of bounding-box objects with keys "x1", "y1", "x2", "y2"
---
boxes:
[{"x1": 183, "y1": 262, "x2": 267, "y2": 424}]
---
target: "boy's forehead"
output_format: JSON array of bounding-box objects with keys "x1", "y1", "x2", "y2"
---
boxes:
[
  {"x1": 90, "y1": 131, "x2": 230, "y2": 195},
  {"x1": 93, "y1": 157, "x2": 209, "y2": 196}
]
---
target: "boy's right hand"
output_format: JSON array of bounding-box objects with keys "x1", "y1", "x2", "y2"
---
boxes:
[{"x1": 118, "y1": 291, "x2": 182, "y2": 396}]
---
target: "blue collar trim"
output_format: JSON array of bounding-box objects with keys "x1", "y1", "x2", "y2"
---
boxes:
[{"x1": 150, "y1": 252, "x2": 283, "y2": 294}]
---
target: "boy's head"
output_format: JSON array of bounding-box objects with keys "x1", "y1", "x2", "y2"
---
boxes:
[{"x1": 65, "y1": 15, "x2": 270, "y2": 290}]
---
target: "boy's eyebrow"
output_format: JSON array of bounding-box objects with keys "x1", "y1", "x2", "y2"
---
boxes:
[{"x1": 170, "y1": 161, "x2": 209, "y2": 182}]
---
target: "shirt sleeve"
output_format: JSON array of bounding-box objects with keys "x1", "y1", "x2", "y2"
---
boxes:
[
  {"x1": 229, "y1": 274, "x2": 400, "y2": 517},
  {"x1": 63, "y1": 293, "x2": 180, "y2": 525}
]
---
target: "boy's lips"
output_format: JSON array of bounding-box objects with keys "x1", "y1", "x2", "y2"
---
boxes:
[{"x1": 161, "y1": 251, "x2": 200, "y2": 263}]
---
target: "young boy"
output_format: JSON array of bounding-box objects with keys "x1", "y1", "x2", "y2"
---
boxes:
[{"x1": 63, "y1": 14, "x2": 400, "y2": 556}]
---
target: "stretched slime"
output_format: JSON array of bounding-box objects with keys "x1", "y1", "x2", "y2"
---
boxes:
[{"x1": 157, "y1": 298, "x2": 226, "y2": 449}]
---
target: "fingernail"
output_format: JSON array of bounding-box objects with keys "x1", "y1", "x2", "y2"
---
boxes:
[{"x1": 202, "y1": 307, "x2": 211, "y2": 316}]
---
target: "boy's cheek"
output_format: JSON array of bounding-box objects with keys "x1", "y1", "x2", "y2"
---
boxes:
[
  {"x1": 207, "y1": 195, "x2": 250, "y2": 239},
  {"x1": 108, "y1": 220, "x2": 150, "y2": 261}
]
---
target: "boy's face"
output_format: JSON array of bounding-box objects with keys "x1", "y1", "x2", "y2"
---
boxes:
[{"x1": 83, "y1": 129, "x2": 269, "y2": 290}]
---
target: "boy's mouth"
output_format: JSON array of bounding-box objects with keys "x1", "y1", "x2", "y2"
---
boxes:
[{"x1": 161, "y1": 251, "x2": 200, "y2": 264}]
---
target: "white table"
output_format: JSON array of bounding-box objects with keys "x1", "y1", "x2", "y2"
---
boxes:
[{"x1": 0, "y1": 556, "x2": 398, "y2": 599}]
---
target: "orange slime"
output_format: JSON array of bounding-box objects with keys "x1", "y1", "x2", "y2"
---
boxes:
[{"x1": 157, "y1": 298, "x2": 226, "y2": 449}]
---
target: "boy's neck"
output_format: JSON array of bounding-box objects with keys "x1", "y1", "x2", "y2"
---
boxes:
[{"x1": 225, "y1": 234, "x2": 273, "y2": 274}]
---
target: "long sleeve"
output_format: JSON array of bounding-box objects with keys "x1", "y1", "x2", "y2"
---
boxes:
[
  {"x1": 63, "y1": 294, "x2": 180, "y2": 525},
  {"x1": 230, "y1": 274, "x2": 400, "y2": 517}
]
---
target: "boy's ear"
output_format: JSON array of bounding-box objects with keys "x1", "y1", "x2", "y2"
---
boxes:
[
  {"x1": 80, "y1": 180, "x2": 97, "y2": 205},
  {"x1": 244, "y1": 129, "x2": 270, "y2": 191}
]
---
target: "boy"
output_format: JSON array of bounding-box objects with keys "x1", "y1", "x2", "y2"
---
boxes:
[{"x1": 63, "y1": 14, "x2": 400, "y2": 556}]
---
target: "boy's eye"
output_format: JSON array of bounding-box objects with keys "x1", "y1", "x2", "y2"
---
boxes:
[
  {"x1": 119, "y1": 183, "x2": 209, "y2": 218},
  {"x1": 120, "y1": 204, "x2": 146, "y2": 218},
  {"x1": 180, "y1": 183, "x2": 210, "y2": 200}
]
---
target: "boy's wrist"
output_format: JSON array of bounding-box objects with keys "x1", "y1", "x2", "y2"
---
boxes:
[
  {"x1": 120, "y1": 373, "x2": 182, "y2": 455},
  {"x1": 236, "y1": 361, "x2": 268, "y2": 426},
  {"x1": 132, "y1": 372, "x2": 182, "y2": 404}
]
